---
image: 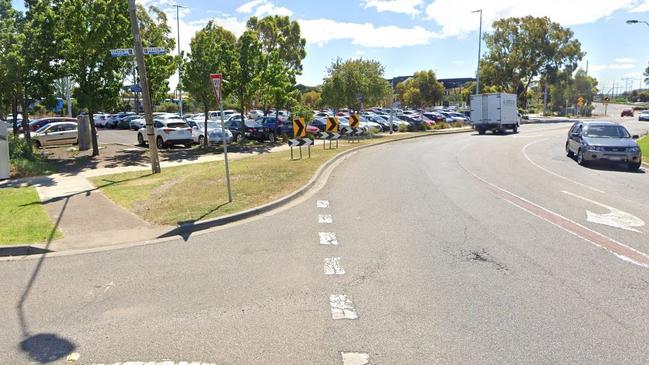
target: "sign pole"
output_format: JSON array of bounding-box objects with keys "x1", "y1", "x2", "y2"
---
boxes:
[
  {"x1": 290, "y1": 146, "x2": 293, "y2": 160},
  {"x1": 220, "y1": 86, "x2": 232, "y2": 203}
]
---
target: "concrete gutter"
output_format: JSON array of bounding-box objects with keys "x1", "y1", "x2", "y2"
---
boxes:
[{"x1": 0, "y1": 128, "x2": 472, "y2": 261}]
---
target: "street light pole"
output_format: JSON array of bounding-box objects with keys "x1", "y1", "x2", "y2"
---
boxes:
[
  {"x1": 473, "y1": 9, "x2": 483, "y2": 95},
  {"x1": 174, "y1": 4, "x2": 186, "y2": 117}
]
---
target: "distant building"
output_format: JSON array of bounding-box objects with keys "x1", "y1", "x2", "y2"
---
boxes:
[{"x1": 388, "y1": 76, "x2": 475, "y2": 89}]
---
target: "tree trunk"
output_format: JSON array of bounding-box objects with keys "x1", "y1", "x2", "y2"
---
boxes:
[
  {"x1": 203, "y1": 103, "x2": 209, "y2": 150},
  {"x1": 20, "y1": 98, "x2": 30, "y2": 141},
  {"x1": 88, "y1": 110, "x2": 99, "y2": 156},
  {"x1": 11, "y1": 97, "x2": 18, "y2": 135}
]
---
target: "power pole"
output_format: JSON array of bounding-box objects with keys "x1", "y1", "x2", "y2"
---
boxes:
[
  {"x1": 128, "y1": 0, "x2": 161, "y2": 174},
  {"x1": 473, "y1": 9, "x2": 483, "y2": 95},
  {"x1": 174, "y1": 4, "x2": 186, "y2": 117}
]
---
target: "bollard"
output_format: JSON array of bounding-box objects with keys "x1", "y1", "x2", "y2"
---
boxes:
[{"x1": 77, "y1": 115, "x2": 92, "y2": 151}]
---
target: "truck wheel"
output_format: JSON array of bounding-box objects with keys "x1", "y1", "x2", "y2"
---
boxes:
[
  {"x1": 478, "y1": 128, "x2": 486, "y2": 135},
  {"x1": 512, "y1": 125, "x2": 518, "y2": 134}
]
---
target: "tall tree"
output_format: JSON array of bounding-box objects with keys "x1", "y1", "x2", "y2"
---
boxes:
[
  {"x1": 0, "y1": 0, "x2": 22, "y2": 133},
  {"x1": 320, "y1": 58, "x2": 390, "y2": 111},
  {"x1": 136, "y1": 4, "x2": 177, "y2": 103},
  {"x1": 396, "y1": 70, "x2": 444, "y2": 108},
  {"x1": 232, "y1": 29, "x2": 262, "y2": 124},
  {"x1": 55, "y1": 0, "x2": 131, "y2": 156},
  {"x1": 182, "y1": 21, "x2": 236, "y2": 148},
  {"x1": 481, "y1": 16, "x2": 584, "y2": 105}
]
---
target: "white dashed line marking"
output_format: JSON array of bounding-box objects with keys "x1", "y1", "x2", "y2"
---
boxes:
[
  {"x1": 329, "y1": 294, "x2": 358, "y2": 319},
  {"x1": 319, "y1": 232, "x2": 338, "y2": 245},
  {"x1": 91, "y1": 362, "x2": 216, "y2": 365},
  {"x1": 317, "y1": 200, "x2": 330, "y2": 208},
  {"x1": 318, "y1": 214, "x2": 333, "y2": 224},
  {"x1": 324, "y1": 257, "x2": 345, "y2": 275},
  {"x1": 341, "y1": 352, "x2": 370, "y2": 365}
]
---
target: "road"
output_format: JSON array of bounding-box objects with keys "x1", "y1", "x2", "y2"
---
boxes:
[
  {"x1": 97, "y1": 128, "x2": 138, "y2": 146},
  {"x1": 2, "y1": 121, "x2": 649, "y2": 364}
]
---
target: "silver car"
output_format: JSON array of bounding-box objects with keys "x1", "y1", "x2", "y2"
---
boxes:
[
  {"x1": 566, "y1": 121, "x2": 642, "y2": 171},
  {"x1": 32, "y1": 122, "x2": 78, "y2": 148}
]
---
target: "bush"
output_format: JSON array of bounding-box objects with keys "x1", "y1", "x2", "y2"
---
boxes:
[
  {"x1": 398, "y1": 124, "x2": 409, "y2": 132},
  {"x1": 432, "y1": 122, "x2": 451, "y2": 130},
  {"x1": 451, "y1": 122, "x2": 464, "y2": 128},
  {"x1": 8, "y1": 136, "x2": 53, "y2": 178},
  {"x1": 155, "y1": 102, "x2": 179, "y2": 113},
  {"x1": 9, "y1": 135, "x2": 35, "y2": 160}
]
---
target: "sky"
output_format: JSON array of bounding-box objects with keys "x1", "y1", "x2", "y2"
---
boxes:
[{"x1": 12, "y1": 0, "x2": 649, "y2": 93}]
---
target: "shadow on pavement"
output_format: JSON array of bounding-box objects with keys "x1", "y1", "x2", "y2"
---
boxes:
[
  {"x1": 15, "y1": 197, "x2": 77, "y2": 363},
  {"x1": 583, "y1": 162, "x2": 646, "y2": 174}
]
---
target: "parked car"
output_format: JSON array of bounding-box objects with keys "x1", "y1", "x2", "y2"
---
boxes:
[
  {"x1": 621, "y1": 109, "x2": 634, "y2": 117},
  {"x1": 247, "y1": 109, "x2": 263, "y2": 119},
  {"x1": 565, "y1": 121, "x2": 642, "y2": 171},
  {"x1": 137, "y1": 119, "x2": 193, "y2": 149},
  {"x1": 638, "y1": 110, "x2": 649, "y2": 121},
  {"x1": 225, "y1": 118, "x2": 275, "y2": 143},
  {"x1": 186, "y1": 120, "x2": 232, "y2": 145},
  {"x1": 119, "y1": 115, "x2": 141, "y2": 129},
  {"x1": 93, "y1": 113, "x2": 110, "y2": 127},
  {"x1": 28, "y1": 117, "x2": 77, "y2": 133},
  {"x1": 310, "y1": 118, "x2": 327, "y2": 131},
  {"x1": 32, "y1": 122, "x2": 78, "y2": 148}
]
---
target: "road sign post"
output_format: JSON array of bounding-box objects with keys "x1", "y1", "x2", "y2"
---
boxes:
[
  {"x1": 288, "y1": 118, "x2": 312, "y2": 160},
  {"x1": 321, "y1": 117, "x2": 340, "y2": 150},
  {"x1": 349, "y1": 114, "x2": 361, "y2": 143},
  {"x1": 210, "y1": 74, "x2": 233, "y2": 203}
]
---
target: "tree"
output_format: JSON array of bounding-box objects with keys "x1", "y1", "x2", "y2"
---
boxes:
[
  {"x1": 56, "y1": 0, "x2": 131, "y2": 156},
  {"x1": 231, "y1": 29, "x2": 262, "y2": 124},
  {"x1": 182, "y1": 21, "x2": 236, "y2": 148},
  {"x1": 395, "y1": 70, "x2": 444, "y2": 108},
  {"x1": 643, "y1": 62, "x2": 649, "y2": 86},
  {"x1": 481, "y1": 16, "x2": 584, "y2": 105},
  {"x1": 136, "y1": 4, "x2": 177, "y2": 103},
  {"x1": 320, "y1": 58, "x2": 391, "y2": 111},
  {"x1": 0, "y1": 0, "x2": 22, "y2": 133},
  {"x1": 302, "y1": 90, "x2": 321, "y2": 109}
]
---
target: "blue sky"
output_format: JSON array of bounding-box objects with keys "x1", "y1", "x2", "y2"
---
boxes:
[{"x1": 13, "y1": 0, "x2": 649, "y2": 92}]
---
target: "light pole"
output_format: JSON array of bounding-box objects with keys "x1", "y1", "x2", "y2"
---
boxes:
[
  {"x1": 174, "y1": 4, "x2": 186, "y2": 117},
  {"x1": 472, "y1": 9, "x2": 483, "y2": 95},
  {"x1": 626, "y1": 19, "x2": 649, "y2": 27}
]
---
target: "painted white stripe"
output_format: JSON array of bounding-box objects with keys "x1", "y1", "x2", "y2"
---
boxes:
[
  {"x1": 318, "y1": 214, "x2": 333, "y2": 224},
  {"x1": 329, "y1": 294, "x2": 358, "y2": 319},
  {"x1": 91, "y1": 362, "x2": 214, "y2": 365},
  {"x1": 319, "y1": 232, "x2": 338, "y2": 245},
  {"x1": 562, "y1": 190, "x2": 645, "y2": 233},
  {"x1": 317, "y1": 200, "x2": 330, "y2": 208},
  {"x1": 522, "y1": 139, "x2": 606, "y2": 194},
  {"x1": 324, "y1": 257, "x2": 345, "y2": 275},
  {"x1": 341, "y1": 352, "x2": 370, "y2": 365}
]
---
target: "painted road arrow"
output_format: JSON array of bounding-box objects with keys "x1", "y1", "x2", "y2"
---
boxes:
[{"x1": 288, "y1": 138, "x2": 313, "y2": 147}]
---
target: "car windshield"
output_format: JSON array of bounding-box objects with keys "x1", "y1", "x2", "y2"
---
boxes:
[
  {"x1": 35, "y1": 124, "x2": 50, "y2": 133},
  {"x1": 585, "y1": 125, "x2": 630, "y2": 138},
  {"x1": 245, "y1": 120, "x2": 261, "y2": 128}
]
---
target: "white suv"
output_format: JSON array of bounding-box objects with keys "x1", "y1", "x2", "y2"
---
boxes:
[{"x1": 137, "y1": 119, "x2": 193, "y2": 149}]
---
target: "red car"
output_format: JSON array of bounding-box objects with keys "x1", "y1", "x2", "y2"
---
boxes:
[{"x1": 621, "y1": 109, "x2": 634, "y2": 117}]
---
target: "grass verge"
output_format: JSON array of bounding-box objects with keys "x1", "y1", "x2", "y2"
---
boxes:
[
  {"x1": 0, "y1": 186, "x2": 62, "y2": 245},
  {"x1": 638, "y1": 135, "x2": 649, "y2": 161},
  {"x1": 90, "y1": 132, "x2": 457, "y2": 226}
]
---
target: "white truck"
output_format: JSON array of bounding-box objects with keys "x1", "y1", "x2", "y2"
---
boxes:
[{"x1": 470, "y1": 93, "x2": 520, "y2": 135}]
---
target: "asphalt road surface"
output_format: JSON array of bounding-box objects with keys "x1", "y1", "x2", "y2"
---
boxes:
[
  {"x1": 97, "y1": 128, "x2": 138, "y2": 146},
  {"x1": 2, "y1": 122, "x2": 649, "y2": 364}
]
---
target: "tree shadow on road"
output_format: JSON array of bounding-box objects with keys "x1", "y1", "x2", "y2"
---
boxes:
[{"x1": 14, "y1": 197, "x2": 77, "y2": 363}]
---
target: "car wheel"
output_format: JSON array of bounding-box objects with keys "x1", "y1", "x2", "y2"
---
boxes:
[
  {"x1": 185, "y1": 143, "x2": 193, "y2": 149},
  {"x1": 477, "y1": 128, "x2": 486, "y2": 135},
  {"x1": 198, "y1": 135, "x2": 205, "y2": 146},
  {"x1": 156, "y1": 136, "x2": 164, "y2": 149},
  {"x1": 137, "y1": 133, "x2": 145, "y2": 146},
  {"x1": 566, "y1": 143, "x2": 574, "y2": 158},
  {"x1": 236, "y1": 133, "x2": 244, "y2": 143},
  {"x1": 628, "y1": 162, "x2": 642, "y2": 171},
  {"x1": 577, "y1": 149, "x2": 588, "y2": 166},
  {"x1": 34, "y1": 140, "x2": 42, "y2": 149},
  {"x1": 268, "y1": 133, "x2": 276, "y2": 143}
]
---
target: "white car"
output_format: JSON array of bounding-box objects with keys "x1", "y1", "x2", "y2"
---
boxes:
[
  {"x1": 247, "y1": 109, "x2": 263, "y2": 119},
  {"x1": 32, "y1": 122, "x2": 78, "y2": 148},
  {"x1": 185, "y1": 120, "x2": 232, "y2": 145},
  {"x1": 93, "y1": 113, "x2": 109, "y2": 127},
  {"x1": 137, "y1": 119, "x2": 193, "y2": 149}
]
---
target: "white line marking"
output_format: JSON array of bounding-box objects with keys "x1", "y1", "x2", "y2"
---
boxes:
[
  {"x1": 318, "y1": 214, "x2": 333, "y2": 224},
  {"x1": 329, "y1": 294, "x2": 358, "y2": 319},
  {"x1": 91, "y1": 362, "x2": 214, "y2": 365},
  {"x1": 319, "y1": 232, "x2": 338, "y2": 245},
  {"x1": 460, "y1": 163, "x2": 649, "y2": 268},
  {"x1": 317, "y1": 200, "x2": 330, "y2": 208},
  {"x1": 522, "y1": 139, "x2": 606, "y2": 194},
  {"x1": 341, "y1": 352, "x2": 370, "y2": 365},
  {"x1": 562, "y1": 191, "x2": 645, "y2": 233},
  {"x1": 324, "y1": 257, "x2": 345, "y2": 275}
]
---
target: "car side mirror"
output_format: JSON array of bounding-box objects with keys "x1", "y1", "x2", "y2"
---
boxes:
[{"x1": 632, "y1": 135, "x2": 639, "y2": 140}]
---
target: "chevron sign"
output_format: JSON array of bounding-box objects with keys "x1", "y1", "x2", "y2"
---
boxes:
[
  {"x1": 288, "y1": 138, "x2": 313, "y2": 147},
  {"x1": 318, "y1": 132, "x2": 341, "y2": 140}
]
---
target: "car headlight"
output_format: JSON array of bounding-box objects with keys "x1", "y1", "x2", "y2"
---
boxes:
[{"x1": 628, "y1": 146, "x2": 640, "y2": 153}]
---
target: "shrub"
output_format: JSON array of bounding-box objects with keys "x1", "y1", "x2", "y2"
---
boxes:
[
  {"x1": 451, "y1": 122, "x2": 464, "y2": 128},
  {"x1": 433, "y1": 122, "x2": 451, "y2": 130},
  {"x1": 398, "y1": 124, "x2": 409, "y2": 132}
]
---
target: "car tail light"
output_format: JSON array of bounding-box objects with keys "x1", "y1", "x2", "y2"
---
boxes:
[
  {"x1": 163, "y1": 128, "x2": 173, "y2": 134},
  {"x1": 247, "y1": 128, "x2": 254, "y2": 132},
  {"x1": 186, "y1": 128, "x2": 192, "y2": 132}
]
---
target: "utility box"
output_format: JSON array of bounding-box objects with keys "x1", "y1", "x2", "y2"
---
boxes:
[
  {"x1": 0, "y1": 122, "x2": 9, "y2": 180},
  {"x1": 470, "y1": 93, "x2": 520, "y2": 135},
  {"x1": 77, "y1": 115, "x2": 91, "y2": 151}
]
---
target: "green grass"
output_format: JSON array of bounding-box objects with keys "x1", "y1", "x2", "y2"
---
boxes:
[
  {"x1": 0, "y1": 186, "x2": 62, "y2": 245},
  {"x1": 90, "y1": 133, "x2": 427, "y2": 226},
  {"x1": 638, "y1": 135, "x2": 649, "y2": 161}
]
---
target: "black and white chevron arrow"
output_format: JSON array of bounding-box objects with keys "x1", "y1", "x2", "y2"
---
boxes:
[
  {"x1": 318, "y1": 131, "x2": 341, "y2": 140},
  {"x1": 344, "y1": 127, "x2": 363, "y2": 136},
  {"x1": 288, "y1": 138, "x2": 314, "y2": 147}
]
